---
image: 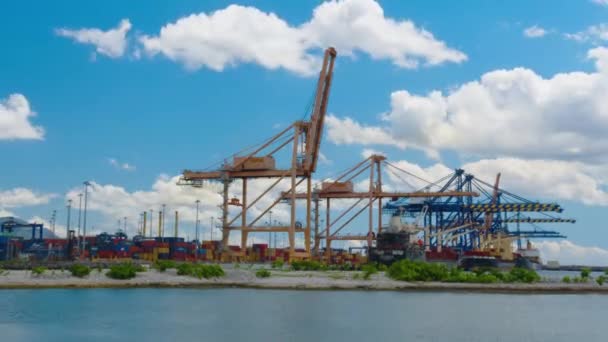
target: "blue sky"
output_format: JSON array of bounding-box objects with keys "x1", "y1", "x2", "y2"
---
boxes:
[{"x1": 2, "y1": 0, "x2": 608, "y2": 264}]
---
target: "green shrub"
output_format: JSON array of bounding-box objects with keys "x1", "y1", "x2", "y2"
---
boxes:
[
  {"x1": 31, "y1": 266, "x2": 46, "y2": 276},
  {"x1": 155, "y1": 260, "x2": 176, "y2": 272},
  {"x1": 581, "y1": 268, "x2": 591, "y2": 279},
  {"x1": 596, "y1": 275, "x2": 606, "y2": 286},
  {"x1": 271, "y1": 260, "x2": 284, "y2": 269},
  {"x1": 106, "y1": 263, "x2": 139, "y2": 280},
  {"x1": 377, "y1": 263, "x2": 388, "y2": 272},
  {"x1": 96, "y1": 264, "x2": 103, "y2": 273},
  {"x1": 69, "y1": 264, "x2": 91, "y2": 278},
  {"x1": 562, "y1": 276, "x2": 571, "y2": 283},
  {"x1": 291, "y1": 260, "x2": 324, "y2": 271},
  {"x1": 387, "y1": 260, "x2": 450, "y2": 282},
  {"x1": 361, "y1": 264, "x2": 378, "y2": 280},
  {"x1": 176, "y1": 263, "x2": 225, "y2": 279},
  {"x1": 352, "y1": 273, "x2": 361, "y2": 280},
  {"x1": 505, "y1": 267, "x2": 541, "y2": 283},
  {"x1": 256, "y1": 269, "x2": 271, "y2": 278}
]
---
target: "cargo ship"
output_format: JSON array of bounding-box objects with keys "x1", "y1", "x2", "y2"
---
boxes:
[{"x1": 369, "y1": 214, "x2": 542, "y2": 270}]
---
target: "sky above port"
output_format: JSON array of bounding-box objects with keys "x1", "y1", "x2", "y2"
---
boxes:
[{"x1": 2, "y1": 0, "x2": 608, "y2": 264}]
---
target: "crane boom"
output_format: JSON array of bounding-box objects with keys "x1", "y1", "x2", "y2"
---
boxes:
[{"x1": 305, "y1": 47, "x2": 337, "y2": 174}]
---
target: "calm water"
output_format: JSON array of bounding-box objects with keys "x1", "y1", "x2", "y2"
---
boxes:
[{"x1": 0, "y1": 289, "x2": 606, "y2": 342}]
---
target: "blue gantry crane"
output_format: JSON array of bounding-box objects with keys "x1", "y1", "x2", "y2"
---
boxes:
[{"x1": 382, "y1": 166, "x2": 573, "y2": 253}]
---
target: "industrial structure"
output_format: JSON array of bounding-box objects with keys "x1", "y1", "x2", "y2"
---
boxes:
[
  {"x1": 180, "y1": 47, "x2": 338, "y2": 261},
  {"x1": 1, "y1": 47, "x2": 575, "y2": 267}
]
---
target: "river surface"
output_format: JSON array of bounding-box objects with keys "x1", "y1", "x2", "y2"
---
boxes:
[{"x1": 0, "y1": 288, "x2": 606, "y2": 341}]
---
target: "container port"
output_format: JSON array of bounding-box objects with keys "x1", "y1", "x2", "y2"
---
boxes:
[{"x1": 0, "y1": 47, "x2": 576, "y2": 270}]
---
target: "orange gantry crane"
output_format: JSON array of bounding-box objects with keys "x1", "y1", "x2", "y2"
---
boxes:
[
  {"x1": 180, "y1": 47, "x2": 337, "y2": 260},
  {"x1": 284, "y1": 154, "x2": 479, "y2": 262}
]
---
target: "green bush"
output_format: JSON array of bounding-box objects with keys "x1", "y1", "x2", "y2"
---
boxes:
[
  {"x1": 96, "y1": 264, "x2": 103, "y2": 273},
  {"x1": 377, "y1": 263, "x2": 388, "y2": 272},
  {"x1": 387, "y1": 260, "x2": 450, "y2": 282},
  {"x1": 581, "y1": 268, "x2": 591, "y2": 279},
  {"x1": 271, "y1": 260, "x2": 284, "y2": 269},
  {"x1": 361, "y1": 264, "x2": 378, "y2": 280},
  {"x1": 31, "y1": 266, "x2": 46, "y2": 276},
  {"x1": 256, "y1": 269, "x2": 271, "y2": 278},
  {"x1": 387, "y1": 260, "x2": 540, "y2": 284},
  {"x1": 596, "y1": 275, "x2": 606, "y2": 286},
  {"x1": 69, "y1": 264, "x2": 91, "y2": 278},
  {"x1": 562, "y1": 276, "x2": 571, "y2": 283},
  {"x1": 155, "y1": 260, "x2": 176, "y2": 272},
  {"x1": 176, "y1": 263, "x2": 225, "y2": 279},
  {"x1": 106, "y1": 263, "x2": 140, "y2": 280},
  {"x1": 505, "y1": 267, "x2": 541, "y2": 283},
  {"x1": 291, "y1": 260, "x2": 324, "y2": 271}
]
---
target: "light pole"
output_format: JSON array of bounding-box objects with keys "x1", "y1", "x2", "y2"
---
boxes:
[
  {"x1": 66, "y1": 199, "x2": 72, "y2": 241},
  {"x1": 150, "y1": 209, "x2": 154, "y2": 238},
  {"x1": 195, "y1": 200, "x2": 200, "y2": 243},
  {"x1": 210, "y1": 216, "x2": 214, "y2": 241},
  {"x1": 77, "y1": 193, "x2": 82, "y2": 253},
  {"x1": 82, "y1": 181, "x2": 91, "y2": 257},
  {"x1": 161, "y1": 204, "x2": 166, "y2": 238},
  {"x1": 124, "y1": 216, "x2": 127, "y2": 237}
]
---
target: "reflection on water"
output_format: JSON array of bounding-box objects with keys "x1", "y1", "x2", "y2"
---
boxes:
[{"x1": 0, "y1": 288, "x2": 606, "y2": 342}]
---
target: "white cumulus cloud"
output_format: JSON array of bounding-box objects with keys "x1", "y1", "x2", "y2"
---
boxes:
[
  {"x1": 139, "y1": 0, "x2": 466, "y2": 75},
  {"x1": 536, "y1": 240, "x2": 608, "y2": 266},
  {"x1": 0, "y1": 94, "x2": 44, "y2": 140},
  {"x1": 108, "y1": 158, "x2": 136, "y2": 172},
  {"x1": 565, "y1": 23, "x2": 608, "y2": 43},
  {"x1": 328, "y1": 47, "x2": 608, "y2": 163},
  {"x1": 56, "y1": 19, "x2": 132, "y2": 58},
  {"x1": 523, "y1": 25, "x2": 547, "y2": 38},
  {"x1": 382, "y1": 157, "x2": 608, "y2": 207},
  {"x1": 0, "y1": 188, "x2": 56, "y2": 208}
]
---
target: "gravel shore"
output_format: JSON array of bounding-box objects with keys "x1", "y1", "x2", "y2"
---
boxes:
[{"x1": 1, "y1": 267, "x2": 608, "y2": 293}]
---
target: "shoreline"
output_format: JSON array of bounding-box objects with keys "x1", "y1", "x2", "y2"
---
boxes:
[{"x1": 2, "y1": 269, "x2": 608, "y2": 293}]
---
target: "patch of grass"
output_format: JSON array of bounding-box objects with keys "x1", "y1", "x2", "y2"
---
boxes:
[
  {"x1": 176, "y1": 263, "x2": 225, "y2": 279},
  {"x1": 352, "y1": 273, "x2": 361, "y2": 280},
  {"x1": 31, "y1": 266, "x2": 46, "y2": 276},
  {"x1": 256, "y1": 269, "x2": 271, "y2": 278},
  {"x1": 96, "y1": 264, "x2": 103, "y2": 273},
  {"x1": 271, "y1": 260, "x2": 284, "y2": 269},
  {"x1": 69, "y1": 264, "x2": 91, "y2": 278},
  {"x1": 233, "y1": 263, "x2": 240, "y2": 269},
  {"x1": 562, "y1": 276, "x2": 571, "y2": 283},
  {"x1": 106, "y1": 263, "x2": 140, "y2": 280}
]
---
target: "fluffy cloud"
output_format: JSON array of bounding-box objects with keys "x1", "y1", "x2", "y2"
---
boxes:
[
  {"x1": 328, "y1": 47, "x2": 608, "y2": 162},
  {"x1": 56, "y1": 19, "x2": 132, "y2": 58},
  {"x1": 0, "y1": 94, "x2": 44, "y2": 140},
  {"x1": 592, "y1": 0, "x2": 608, "y2": 6},
  {"x1": 0, "y1": 188, "x2": 56, "y2": 208},
  {"x1": 565, "y1": 23, "x2": 608, "y2": 43},
  {"x1": 139, "y1": 0, "x2": 466, "y2": 75},
  {"x1": 64, "y1": 174, "x2": 310, "y2": 240},
  {"x1": 523, "y1": 25, "x2": 547, "y2": 38},
  {"x1": 382, "y1": 157, "x2": 608, "y2": 206},
  {"x1": 536, "y1": 240, "x2": 608, "y2": 266},
  {"x1": 108, "y1": 158, "x2": 136, "y2": 172}
]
